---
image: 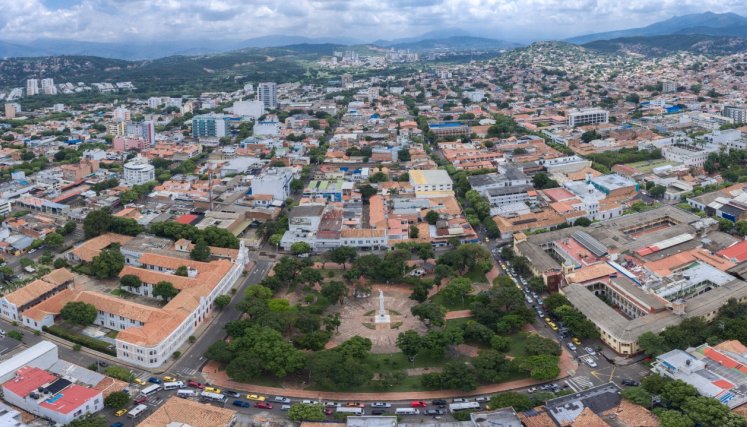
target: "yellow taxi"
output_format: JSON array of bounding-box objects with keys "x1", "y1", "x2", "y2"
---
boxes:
[
  {"x1": 163, "y1": 376, "x2": 176, "y2": 382},
  {"x1": 544, "y1": 317, "x2": 552, "y2": 324},
  {"x1": 204, "y1": 387, "x2": 221, "y2": 394},
  {"x1": 572, "y1": 337, "x2": 582, "y2": 345},
  {"x1": 133, "y1": 378, "x2": 146, "y2": 385},
  {"x1": 548, "y1": 322, "x2": 559, "y2": 331},
  {"x1": 115, "y1": 409, "x2": 128, "y2": 417},
  {"x1": 246, "y1": 394, "x2": 266, "y2": 401}
]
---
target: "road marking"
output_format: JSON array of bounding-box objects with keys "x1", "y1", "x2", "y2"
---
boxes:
[
  {"x1": 565, "y1": 379, "x2": 579, "y2": 392},
  {"x1": 567, "y1": 376, "x2": 594, "y2": 391}
]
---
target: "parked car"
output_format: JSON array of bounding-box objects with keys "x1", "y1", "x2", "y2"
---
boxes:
[
  {"x1": 134, "y1": 378, "x2": 146, "y2": 385},
  {"x1": 114, "y1": 409, "x2": 127, "y2": 417},
  {"x1": 371, "y1": 402, "x2": 391, "y2": 408},
  {"x1": 187, "y1": 380, "x2": 204, "y2": 389},
  {"x1": 410, "y1": 401, "x2": 428, "y2": 407},
  {"x1": 584, "y1": 356, "x2": 597, "y2": 368},
  {"x1": 432, "y1": 399, "x2": 447, "y2": 406},
  {"x1": 572, "y1": 337, "x2": 582, "y2": 345},
  {"x1": 584, "y1": 347, "x2": 596, "y2": 356},
  {"x1": 566, "y1": 342, "x2": 577, "y2": 351},
  {"x1": 371, "y1": 409, "x2": 387, "y2": 415},
  {"x1": 621, "y1": 379, "x2": 639, "y2": 386},
  {"x1": 324, "y1": 402, "x2": 342, "y2": 407},
  {"x1": 255, "y1": 402, "x2": 273, "y2": 409},
  {"x1": 134, "y1": 395, "x2": 147, "y2": 404},
  {"x1": 302, "y1": 400, "x2": 319, "y2": 405},
  {"x1": 345, "y1": 402, "x2": 364, "y2": 408},
  {"x1": 233, "y1": 400, "x2": 251, "y2": 408},
  {"x1": 281, "y1": 405, "x2": 291, "y2": 411},
  {"x1": 324, "y1": 408, "x2": 334, "y2": 416},
  {"x1": 98, "y1": 361, "x2": 108, "y2": 367},
  {"x1": 527, "y1": 387, "x2": 538, "y2": 393},
  {"x1": 246, "y1": 394, "x2": 266, "y2": 401},
  {"x1": 147, "y1": 377, "x2": 161, "y2": 384},
  {"x1": 225, "y1": 391, "x2": 241, "y2": 398},
  {"x1": 111, "y1": 423, "x2": 123, "y2": 427},
  {"x1": 274, "y1": 396, "x2": 291, "y2": 404},
  {"x1": 163, "y1": 376, "x2": 175, "y2": 382},
  {"x1": 204, "y1": 387, "x2": 221, "y2": 394},
  {"x1": 475, "y1": 396, "x2": 490, "y2": 402},
  {"x1": 452, "y1": 398, "x2": 468, "y2": 403},
  {"x1": 425, "y1": 409, "x2": 446, "y2": 415}
]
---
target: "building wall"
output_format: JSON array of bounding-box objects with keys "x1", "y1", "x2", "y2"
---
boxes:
[{"x1": 2, "y1": 387, "x2": 102, "y2": 425}]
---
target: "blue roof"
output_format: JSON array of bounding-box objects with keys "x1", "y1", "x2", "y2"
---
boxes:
[{"x1": 429, "y1": 122, "x2": 464, "y2": 128}]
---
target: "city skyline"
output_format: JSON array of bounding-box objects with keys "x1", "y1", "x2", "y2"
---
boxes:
[{"x1": 1, "y1": 0, "x2": 747, "y2": 43}]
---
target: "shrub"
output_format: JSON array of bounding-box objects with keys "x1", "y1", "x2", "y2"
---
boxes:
[
  {"x1": 105, "y1": 366, "x2": 135, "y2": 382},
  {"x1": 188, "y1": 336, "x2": 196, "y2": 344},
  {"x1": 43, "y1": 325, "x2": 116, "y2": 356},
  {"x1": 172, "y1": 351, "x2": 181, "y2": 359},
  {"x1": 7, "y1": 330, "x2": 22, "y2": 341}
]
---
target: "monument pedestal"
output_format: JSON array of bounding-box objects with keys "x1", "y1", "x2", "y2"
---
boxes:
[{"x1": 373, "y1": 290, "x2": 391, "y2": 329}]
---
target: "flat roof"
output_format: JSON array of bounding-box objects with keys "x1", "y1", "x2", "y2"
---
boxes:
[{"x1": 410, "y1": 169, "x2": 453, "y2": 186}]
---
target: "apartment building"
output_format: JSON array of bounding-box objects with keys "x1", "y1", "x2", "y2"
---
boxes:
[
  {"x1": 192, "y1": 114, "x2": 232, "y2": 138},
  {"x1": 123, "y1": 158, "x2": 156, "y2": 185},
  {"x1": 257, "y1": 82, "x2": 278, "y2": 110},
  {"x1": 723, "y1": 105, "x2": 747, "y2": 124},
  {"x1": 567, "y1": 108, "x2": 609, "y2": 127}
]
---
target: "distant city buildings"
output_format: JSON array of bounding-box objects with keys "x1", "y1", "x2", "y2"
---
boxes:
[{"x1": 257, "y1": 82, "x2": 278, "y2": 110}]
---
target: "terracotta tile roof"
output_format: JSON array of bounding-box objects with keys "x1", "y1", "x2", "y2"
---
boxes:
[
  {"x1": 138, "y1": 396, "x2": 236, "y2": 427},
  {"x1": 70, "y1": 233, "x2": 134, "y2": 262},
  {"x1": 602, "y1": 399, "x2": 659, "y2": 427},
  {"x1": 519, "y1": 407, "x2": 557, "y2": 427},
  {"x1": 4, "y1": 268, "x2": 74, "y2": 307},
  {"x1": 571, "y1": 407, "x2": 606, "y2": 427},
  {"x1": 566, "y1": 263, "x2": 617, "y2": 284}
]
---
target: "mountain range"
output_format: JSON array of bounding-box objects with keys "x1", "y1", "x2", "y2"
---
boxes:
[{"x1": 567, "y1": 12, "x2": 747, "y2": 44}]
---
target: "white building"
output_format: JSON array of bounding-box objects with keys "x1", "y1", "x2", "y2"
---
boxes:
[
  {"x1": 147, "y1": 97, "x2": 162, "y2": 109},
  {"x1": 112, "y1": 106, "x2": 130, "y2": 122},
  {"x1": 25, "y1": 79, "x2": 39, "y2": 97},
  {"x1": 232, "y1": 100, "x2": 264, "y2": 118},
  {"x1": 258, "y1": 82, "x2": 278, "y2": 110},
  {"x1": 123, "y1": 158, "x2": 155, "y2": 185},
  {"x1": 251, "y1": 168, "x2": 295, "y2": 202},
  {"x1": 723, "y1": 106, "x2": 747, "y2": 124},
  {"x1": 702, "y1": 129, "x2": 745, "y2": 151},
  {"x1": 40, "y1": 79, "x2": 56, "y2": 95},
  {"x1": 254, "y1": 121, "x2": 281, "y2": 137},
  {"x1": 567, "y1": 108, "x2": 609, "y2": 127},
  {"x1": 409, "y1": 170, "x2": 453, "y2": 198},
  {"x1": 662, "y1": 144, "x2": 720, "y2": 167}
]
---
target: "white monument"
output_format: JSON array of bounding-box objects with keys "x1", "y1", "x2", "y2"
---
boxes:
[{"x1": 374, "y1": 290, "x2": 391, "y2": 329}]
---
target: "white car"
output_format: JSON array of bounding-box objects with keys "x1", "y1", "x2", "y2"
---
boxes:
[
  {"x1": 566, "y1": 342, "x2": 577, "y2": 351},
  {"x1": 370, "y1": 402, "x2": 391, "y2": 408},
  {"x1": 274, "y1": 396, "x2": 291, "y2": 403},
  {"x1": 584, "y1": 347, "x2": 596, "y2": 356},
  {"x1": 527, "y1": 387, "x2": 538, "y2": 393},
  {"x1": 584, "y1": 356, "x2": 597, "y2": 368},
  {"x1": 475, "y1": 396, "x2": 490, "y2": 402},
  {"x1": 324, "y1": 402, "x2": 342, "y2": 407},
  {"x1": 301, "y1": 400, "x2": 319, "y2": 405}
]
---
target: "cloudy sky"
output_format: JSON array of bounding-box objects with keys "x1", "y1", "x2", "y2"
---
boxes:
[{"x1": 2, "y1": 0, "x2": 747, "y2": 43}]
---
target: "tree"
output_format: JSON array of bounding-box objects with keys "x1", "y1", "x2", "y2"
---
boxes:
[
  {"x1": 214, "y1": 295, "x2": 231, "y2": 309},
  {"x1": 439, "y1": 362, "x2": 478, "y2": 391},
  {"x1": 120, "y1": 274, "x2": 142, "y2": 289},
  {"x1": 411, "y1": 302, "x2": 446, "y2": 328},
  {"x1": 228, "y1": 326, "x2": 305, "y2": 379},
  {"x1": 204, "y1": 340, "x2": 234, "y2": 364},
  {"x1": 621, "y1": 386, "x2": 653, "y2": 408},
  {"x1": 681, "y1": 396, "x2": 743, "y2": 427},
  {"x1": 527, "y1": 276, "x2": 547, "y2": 293},
  {"x1": 321, "y1": 281, "x2": 347, "y2": 304},
  {"x1": 532, "y1": 172, "x2": 559, "y2": 189},
  {"x1": 441, "y1": 278, "x2": 472, "y2": 305},
  {"x1": 67, "y1": 415, "x2": 108, "y2": 427},
  {"x1": 491, "y1": 335, "x2": 511, "y2": 352},
  {"x1": 291, "y1": 241, "x2": 312, "y2": 256},
  {"x1": 336, "y1": 336, "x2": 372, "y2": 359},
  {"x1": 525, "y1": 334, "x2": 561, "y2": 356},
  {"x1": 327, "y1": 246, "x2": 357, "y2": 269},
  {"x1": 474, "y1": 349, "x2": 509, "y2": 382},
  {"x1": 190, "y1": 240, "x2": 211, "y2": 261},
  {"x1": 650, "y1": 185, "x2": 666, "y2": 199},
  {"x1": 83, "y1": 208, "x2": 113, "y2": 239},
  {"x1": 175, "y1": 265, "x2": 189, "y2": 276},
  {"x1": 359, "y1": 184, "x2": 377, "y2": 200},
  {"x1": 641, "y1": 374, "x2": 670, "y2": 394},
  {"x1": 553, "y1": 305, "x2": 599, "y2": 339},
  {"x1": 657, "y1": 410, "x2": 695, "y2": 427},
  {"x1": 661, "y1": 380, "x2": 699, "y2": 409},
  {"x1": 574, "y1": 217, "x2": 591, "y2": 227},
  {"x1": 60, "y1": 302, "x2": 97, "y2": 325},
  {"x1": 245, "y1": 285, "x2": 273, "y2": 301},
  {"x1": 489, "y1": 392, "x2": 533, "y2": 412},
  {"x1": 90, "y1": 248, "x2": 125, "y2": 279},
  {"x1": 104, "y1": 391, "x2": 130, "y2": 409},
  {"x1": 543, "y1": 293, "x2": 571, "y2": 312},
  {"x1": 409, "y1": 225, "x2": 419, "y2": 238},
  {"x1": 581, "y1": 129, "x2": 601, "y2": 143},
  {"x1": 288, "y1": 404, "x2": 325, "y2": 421},
  {"x1": 396, "y1": 330, "x2": 424, "y2": 362},
  {"x1": 44, "y1": 232, "x2": 64, "y2": 249},
  {"x1": 638, "y1": 332, "x2": 669, "y2": 357},
  {"x1": 515, "y1": 355, "x2": 560, "y2": 380},
  {"x1": 153, "y1": 281, "x2": 179, "y2": 301},
  {"x1": 426, "y1": 210, "x2": 440, "y2": 225},
  {"x1": 308, "y1": 350, "x2": 372, "y2": 389}
]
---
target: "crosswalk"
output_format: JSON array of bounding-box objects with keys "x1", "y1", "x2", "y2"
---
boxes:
[
  {"x1": 565, "y1": 376, "x2": 594, "y2": 392},
  {"x1": 179, "y1": 368, "x2": 199, "y2": 377}
]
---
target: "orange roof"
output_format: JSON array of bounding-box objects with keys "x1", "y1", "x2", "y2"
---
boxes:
[
  {"x1": 368, "y1": 195, "x2": 386, "y2": 229},
  {"x1": 3, "y1": 268, "x2": 74, "y2": 307},
  {"x1": 602, "y1": 400, "x2": 659, "y2": 427},
  {"x1": 565, "y1": 263, "x2": 617, "y2": 284},
  {"x1": 570, "y1": 407, "x2": 606, "y2": 427},
  {"x1": 70, "y1": 233, "x2": 134, "y2": 262}
]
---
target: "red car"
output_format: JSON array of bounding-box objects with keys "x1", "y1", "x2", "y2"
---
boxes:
[
  {"x1": 187, "y1": 380, "x2": 204, "y2": 389},
  {"x1": 255, "y1": 402, "x2": 273, "y2": 409},
  {"x1": 134, "y1": 395, "x2": 147, "y2": 404},
  {"x1": 410, "y1": 401, "x2": 428, "y2": 407}
]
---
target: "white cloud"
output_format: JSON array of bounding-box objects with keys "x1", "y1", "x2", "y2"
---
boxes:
[{"x1": 1, "y1": 0, "x2": 746, "y2": 42}]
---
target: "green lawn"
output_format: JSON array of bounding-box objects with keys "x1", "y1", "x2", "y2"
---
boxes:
[
  {"x1": 626, "y1": 159, "x2": 674, "y2": 173},
  {"x1": 430, "y1": 290, "x2": 474, "y2": 310},
  {"x1": 465, "y1": 268, "x2": 489, "y2": 284}
]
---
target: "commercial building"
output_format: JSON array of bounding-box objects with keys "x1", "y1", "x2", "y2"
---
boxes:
[
  {"x1": 567, "y1": 108, "x2": 609, "y2": 127},
  {"x1": 257, "y1": 82, "x2": 278, "y2": 110},
  {"x1": 192, "y1": 114, "x2": 231, "y2": 138},
  {"x1": 123, "y1": 158, "x2": 155, "y2": 185},
  {"x1": 409, "y1": 170, "x2": 453, "y2": 198},
  {"x1": 251, "y1": 167, "x2": 295, "y2": 202},
  {"x1": 723, "y1": 105, "x2": 747, "y2": 124}
]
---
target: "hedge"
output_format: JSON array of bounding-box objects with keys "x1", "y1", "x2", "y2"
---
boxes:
[{"x1": 43, "y1": 325, "x2": 116, "y2": 356}]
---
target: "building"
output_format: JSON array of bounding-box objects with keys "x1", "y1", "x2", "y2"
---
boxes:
[
  {"x1": 40, "y1": 78, "x2": 56, "y2": 95},
  {"x1": 232, "y1": 100, "x2": 264, "y2": 118},
  {"x1": 303, "y1": 180, "x2": 350, "y2": 202},
  {"x1": 662, "y1": 81, "x2": 677, "y2": 93},
  {"x1": 429, "y1": 122, "x2": 471, "y2": 138},
  {"x1": 138, "y1": 396, "x2": 237, "y2": 427},
  {"x1": 251, "y1": 167, "x2": 295, "y2": 202},
  {"x1": 409, "y1": 170, "x2": 453, "y2": 198},
  {"x1": 2, "y1": 366, "x2": 103, "y2": 425},
  {"x1": 662, "y1": 143, "x2": 720, "y2": 167},
  {"x1": 4, "y1": 103, "x2": 19, "y2": 119},
  {"x1": 723, "y1": 105, "x2": 747, "y2": 124},
  {"x1": 0, "y1": 268, "x2": 74, "y2": 322},
  {"x1": 257, "y1": 82, "x2": 278, "y2": 110},
  {"x1": 192, "y1": 114, "x2": 231, "y2": 138},
  {"x1": 126, "y1": 121, "x2": 155, "y2": 146},
  {"x1": 567, "y1": 108, "x2": 609, "y2": 127},
  {"x1": 123, "y1": 158, "x2": 155, "y2": 185},
  {"x1": 26, "y1": 79, "x2": 39, "y2": 97},
  {"x1": 112, "y1": 136, "x2": 149, "y2": 152}
]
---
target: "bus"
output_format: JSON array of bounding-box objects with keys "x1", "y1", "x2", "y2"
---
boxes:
[
  {"x1": 448, "y1": 402, "x2": 480, "y2": 413},
  {"x1": 336, "y1": 407, "x2": 365, "y2": 416},
  {"x1": 395, "y1": 408, "x2": 420, "y2": 415},
  {"x1": 200, "y1": 391, "x2": 228, "y2": 405},
  {"x1": 141, "y1": 384, "x2": 161, "y2": 397},
  {"x1": 163, "y1": 381, "x2": 185, "y2": 390},
  {"x1": 127, "y1": 404, "x2": 148, "y2": 419}
]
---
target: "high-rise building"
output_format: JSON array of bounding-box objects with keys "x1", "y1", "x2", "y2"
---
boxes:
[
  {"x1": 192, "y1": 114, "x2": 231, "y2": 138},
  {"x1": 257, "y1": 82, "x2": 278, "y2": 110},
  {"x1": 662, "y1": 81, "x2": 677, "y2": 93},
  {"x1": 126, "y1": 121, "x2": 155, "y2": 145},
  {"x1": 723, "y1": 106, "x2": 747, "y2": 125},
  {"x1": 25, "y1": 79, "x2": 39, "y2": 97},
  {"x1": 567, "y1": 108, "x2": 609, "y2": 127},
  {"x1": 4, "y1": 103, "x2": 19, "y2": 119},
  {"x1": 113, "y1": 106, "x2": 131, "y2": 122},
  {"x1": 40, "y1": 78, "x2": 56, "y2": 95}
]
